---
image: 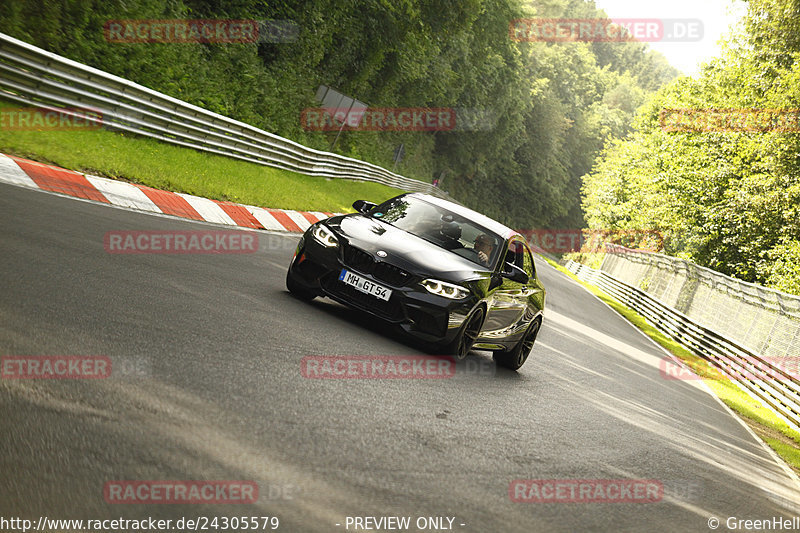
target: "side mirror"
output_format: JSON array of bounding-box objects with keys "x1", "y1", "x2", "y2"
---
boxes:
[
  {"x1": 352, "y1": 200, "x2": 376, "y2": 214},
  {"x1": 501, "y1": 263, "x2": 529, "y2": 284}
]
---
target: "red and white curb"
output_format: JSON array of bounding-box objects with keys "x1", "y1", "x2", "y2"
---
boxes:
[{"x1": 0, "y1": 153, "x2": 338, "y2": 232}]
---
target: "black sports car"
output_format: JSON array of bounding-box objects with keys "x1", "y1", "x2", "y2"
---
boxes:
[{"x1": 285, "y1": 193, "x2": 545, "y2": 370}]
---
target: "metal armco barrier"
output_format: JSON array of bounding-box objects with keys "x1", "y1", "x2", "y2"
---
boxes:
[
  {"x1": 565, "y1": 260, "x2": 800, "y2": 431},
  {"x1": 0, "y1": 32, "x2": 449, "y2": 199},
  {"x1": 602, "y1": 243, "x2": 800, "y2": 361}
]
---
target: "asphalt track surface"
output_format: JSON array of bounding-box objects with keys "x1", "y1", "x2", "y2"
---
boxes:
[{"x1": 1, "y1": 181, "x2": 799, "y2": 532}]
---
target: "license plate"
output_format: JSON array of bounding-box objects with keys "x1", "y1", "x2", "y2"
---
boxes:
[{"x1": 339, "y1": 269, "x2": 392, "y2": 301}]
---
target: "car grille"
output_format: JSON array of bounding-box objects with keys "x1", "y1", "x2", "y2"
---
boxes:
[
  {"x1": 343, "y1": 246, "x2": 374, "y2": 273},
  {"x1": 321, "y1": 274, "x2": 404, "y2": 322},
  {"x1": 342, "y1": 246, "x2": 412, "y2": 287},
  {"x1": 373, "y1": 262, "x2": 411, "y2": 287}
]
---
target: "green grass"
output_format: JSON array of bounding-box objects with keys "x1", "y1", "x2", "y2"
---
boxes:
[
  {"x1": 0, "y1": 100, "x2": 404, "y2": 213},
  {"x1": 764, "y1": 437, "x2": 800, "y2": 470},
  {"x1": 540, "y1": 255, "x2": 800, "y2": 473}
]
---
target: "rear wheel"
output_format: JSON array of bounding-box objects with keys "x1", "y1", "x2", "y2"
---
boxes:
[
  {"x1": 286, "y1": 269, "x2": 316, "y2": 301},
  {"x1": 444, "y1": 306, "x2": 485, "y2": 360},
  {"x1": 494, "y1": 319, "x2": 540, "y2": 370}
]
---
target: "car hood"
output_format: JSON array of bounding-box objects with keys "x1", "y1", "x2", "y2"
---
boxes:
[{"x1": 326, "y1": 214, "x2": 489, "y2": 281}]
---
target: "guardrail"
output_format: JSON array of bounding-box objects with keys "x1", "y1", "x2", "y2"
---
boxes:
[
  {"x1": 0, "y1": 32, "x2": 450, "y2": 199},
  {"x1": 601, "y1": 244, "x2": 800, "y2": 363},
  {"x1": 565, "y1": 260, "x2": 800, "y2": 431}
]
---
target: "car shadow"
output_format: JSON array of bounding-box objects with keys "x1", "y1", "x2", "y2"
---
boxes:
[{"x1": 279, "y1": 289, "x2": 524, "y2": 381}]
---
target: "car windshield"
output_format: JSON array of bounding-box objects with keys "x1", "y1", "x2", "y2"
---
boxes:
[{"x1": 370, "y1": 196, "x2": 503, "y2": 269}]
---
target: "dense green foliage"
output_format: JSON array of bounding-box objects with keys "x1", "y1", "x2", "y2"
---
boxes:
[
  {"x1": 581, "y1": 0, "x2": 800, "y2": 295},
  {"x1": 0, "y1": 0, "x2": 675, "y2": 229}
]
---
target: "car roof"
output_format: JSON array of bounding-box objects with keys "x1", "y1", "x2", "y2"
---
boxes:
[{"x1": 405, "y1": 193, "x2": 520, "y2": 241}]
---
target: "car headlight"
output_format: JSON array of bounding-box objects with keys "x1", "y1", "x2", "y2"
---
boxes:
[
  {"x1": 421, "y1": 279, "x2": 470, "y2": 299},
  {"x1": 311, "y1": 224, "x2": 339, "y2": 248}
]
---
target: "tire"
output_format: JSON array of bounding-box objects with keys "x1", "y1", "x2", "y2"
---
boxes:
[
  {"x1": 444, "y1": 306, "x2": 485, "y2": 360},
  {"x1": 494, "y1": 318, "x2": 540, "y2": 370},
  {"x1": 286, "y1": 269, "x2": 316, "y2": 301}
]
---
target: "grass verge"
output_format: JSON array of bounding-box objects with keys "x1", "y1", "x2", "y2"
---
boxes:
[
  {"x1": 540, "y1": 255, "x2": 800, "y2": 474},
  {"x1": 0, "y1": 100, "x2": 404, "y2": 213}
]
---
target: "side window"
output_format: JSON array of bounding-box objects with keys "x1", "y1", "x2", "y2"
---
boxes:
[
  {"x1": 504, "y1": 239, "x2": 525, "y2": 270},
  {"x1": 504, "y1": 246, "x2": 516, "y2": 266},
  {"x1": 522, "y1": 245, "x2": 536, "y2": 278}
]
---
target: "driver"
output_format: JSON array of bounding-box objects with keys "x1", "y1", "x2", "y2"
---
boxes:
[{"x1": 473, "y1": 234, "x2": 495, "y2": 266}]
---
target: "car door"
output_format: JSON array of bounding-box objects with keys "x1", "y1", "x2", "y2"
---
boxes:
[{"x1": 481, "y1": 237, "x2": 530, "y2": 339}]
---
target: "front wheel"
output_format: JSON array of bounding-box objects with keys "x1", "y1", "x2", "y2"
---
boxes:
[
  {"x1": 494, "y1": 319, "x2": 540, "y2": 370},
  {"x1": 443, "y1": 306, "x2": 485, "y2": 360},
  {"x1": 286, "y1": 269, "x2": 317, "y2": 301}
]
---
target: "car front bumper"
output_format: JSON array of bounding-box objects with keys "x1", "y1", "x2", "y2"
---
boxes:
[{"x1": 287, "y1": 235, "x2": 477, "y2": 345}]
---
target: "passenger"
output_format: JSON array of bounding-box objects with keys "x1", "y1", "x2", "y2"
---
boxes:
[{"x1": 473, "y1": 234, "x2": 495, "y2": 266}]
